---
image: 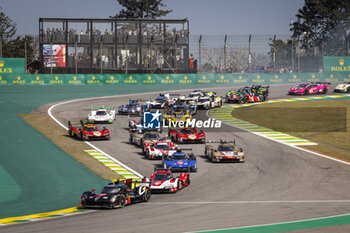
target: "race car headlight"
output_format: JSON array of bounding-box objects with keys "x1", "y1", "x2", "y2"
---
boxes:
[{"x1": 110, "y1": 196, "x2": 117, "y2": 203}]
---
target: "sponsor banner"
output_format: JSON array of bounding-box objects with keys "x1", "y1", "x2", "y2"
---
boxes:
[
  {"x1": 1, "y1": 73, "x2": 350, "y2": 85},
  {"x1": 0, "y1": 58, "x2": 25, "y2": 74},
  {"x1": 324, "y1": 56, "x2": 350, "y2": 73}
]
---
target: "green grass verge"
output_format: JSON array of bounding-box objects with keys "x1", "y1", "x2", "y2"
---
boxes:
[
  {"x1": 19, "y1": 113, "x2": 121, "y2": 181},
  {"x1": 231, "y1": 100, "x2": 350, "y2": 162}
]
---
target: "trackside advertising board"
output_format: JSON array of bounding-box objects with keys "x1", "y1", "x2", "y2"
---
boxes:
[
  {"x1": 0, "y1": 73, "x2": 349, "y2": 85},
  {"x1": 324, "y1": 56, "x2": 350, "y2": 73},
  {"x1": 0, "y1": 58, "x2": 25, "y2": 74}
]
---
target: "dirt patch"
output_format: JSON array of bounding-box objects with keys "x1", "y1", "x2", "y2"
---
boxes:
[{"x1": 19, "y1": 113, "x2": 121, "y2": 180}]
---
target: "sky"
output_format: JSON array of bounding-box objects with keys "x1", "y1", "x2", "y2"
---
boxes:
[{"x1": 0, "y1": 0, "x2": 305, "y2": 36}]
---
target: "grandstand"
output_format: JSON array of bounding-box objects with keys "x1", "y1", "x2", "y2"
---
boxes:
[{"x1": 39, "y1": 18, "x2": 192, "y2": 74}]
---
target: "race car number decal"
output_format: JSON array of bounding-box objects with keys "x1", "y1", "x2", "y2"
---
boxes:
[{"x1": 138, "y1": 186, "x2": 146, "y2": 195}]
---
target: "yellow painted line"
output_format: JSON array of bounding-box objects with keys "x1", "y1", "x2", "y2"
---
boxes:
[{"x1": 0, "y1": 207, "x2": 81, "y2": 224}]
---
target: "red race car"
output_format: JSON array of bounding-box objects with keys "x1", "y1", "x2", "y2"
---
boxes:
[
  {"x1": 168, "y1": 127, "x2": 205, "y2": 143},
  {"x1": 147, "y1": 168, "x2": 190, "y2": 193},
  {"x1": 68, "y1": 120, "x2": 110, "y2": 140}
]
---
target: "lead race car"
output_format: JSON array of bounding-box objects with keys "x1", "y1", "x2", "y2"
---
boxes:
[
  {"x1": 205, "y1": 140, "x2": 245, "y2": 163},
  {"x1": 334, "y1": 82, "x2": 350, "y2": 93},
  {"x1": 288, "y1": 82, "x2": 329, "y2": 95},
  {"x1": 196, "y1": 94, "x2": 223, "y2": 110},
  {"x1": 162, "y1": 149, "x2": 197, "y2": 172},
  {"x1": 79, "y1": 179, "x2": 151, "y2": 209},
  {"x1": 226, "y1": 85, "x2": 269, "y2": 103},
  {"x1": 145, "y1": 167, "x2": 190, "y2": 193},
  {"x1": 88, "y1": 106, "x2": 115, "y2": 124},
  {"x1": 68, "y1": 120, "x2": 110, "y2": 140}
]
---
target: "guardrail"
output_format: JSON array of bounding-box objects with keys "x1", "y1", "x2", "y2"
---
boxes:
[{"x1": 0, "y1": 73, "x2": 349, "y2": 85}]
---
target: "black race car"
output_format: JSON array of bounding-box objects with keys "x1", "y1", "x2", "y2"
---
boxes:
[{"x1": 79, "y1": 179, "x2": 151, "y2": 209}]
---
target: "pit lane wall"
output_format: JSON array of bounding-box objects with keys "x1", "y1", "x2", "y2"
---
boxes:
[{"x1": 0, "y1": 73, "x2": 349, "y2": 85}]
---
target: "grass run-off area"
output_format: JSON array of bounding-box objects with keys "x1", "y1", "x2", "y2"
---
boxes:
[{"x1": 231, "y1": 99, "x2": 350, "y2": 162}]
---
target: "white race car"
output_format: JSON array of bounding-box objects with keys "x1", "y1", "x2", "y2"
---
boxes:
[
  {"x1": 188, "y1": 90, "x2": 205, "y2": 101},
  {"x1": 334, "y1": 82, "x2": 350, "y2": 93},
  {"x1": 88, "y1": 107, "x2": 116, "y2": 123},
  {"x1": 144, "y1": 140, "x2": 178, "y2": 159},
  {"x1": 197, "y1": 96, "x2": 223, "y2": 109}
]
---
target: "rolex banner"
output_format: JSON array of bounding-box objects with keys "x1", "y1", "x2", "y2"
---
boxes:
[
  {"x1": 0, "y1": 58, "x2": 26, "y2": 74},
  {"x1": 323, "y1": 56, "x2": 350, "y2": 73}
]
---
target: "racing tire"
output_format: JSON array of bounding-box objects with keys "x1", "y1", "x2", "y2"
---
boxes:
[
  {"x1": 80, "y1": 132, "x2": 85, "y2": 141},
  {"x1": 142, "y1": 189, "x2": 151, "y2": 202},
  {"x1": 178, "y1": 181, "x2": 183, "y2": 190},
  {"x1": 129, "y1": 135, "x2": 133, "y2": 143},
  {"x1": 303, "y1": 89, "x2": 309, "y2": 95},
  {"x1": 68, "y1": 129, "x2": 73, "y2": 137},
  {"x1": 322, "y1": 88, "x2": 327, "y2": 94},
  {"x1": 187, "y1": 177, "x2": 191, "y2": 186},
  {"x1": 117, "y1": 195, "x2": 127, "y2": 208}
]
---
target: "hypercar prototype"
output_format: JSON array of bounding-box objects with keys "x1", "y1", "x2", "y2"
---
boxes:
[
  {"x1": 147, "y1": 168, "x2": 190, "y2": 193},
  {"x1": 118, "y1": 99, "x2": 147, "y2": 115},
  {"x1": 144, "y1": 140, "x2": 178, "y2": 159},
  {"x1": 196, "y1": 95, "x2": 223, "y2": 109},
  {"x1": 162, "y1": 150, "x2": 197, "y2": 172},
  {"x1": 79, "y1": 179, "x2": 151, "y2": 209},
  {"x1": 163, "y1": 105, "x2": 193, "y2": 125},
  {"x1": 68, "y1": 120, "x2": 110, "y2": 140},
  {"x1": 334, "y1": 82, "x2": 350, "y2": 93},
  {"x1": 149, "y1": 94, "x2": 170, "y2": 109},
  {"x1": 226, "y1": 85, "x2": 269, "y2": 103},
  {"x1": 205, "y1": 140, "x2": 245, "y2": 162},
  {"x1": 288, "y1": 82, "x2": 329, "y2": 95},
  {"x1": 129, "y1": 131, "x2": 161, "y2": 149},
  {"x1": 88, "y1": 106, "x2": 115, "y2": 124},
  {"x1": 169, "y1": 127, "x2": 206, "y2": 143}
]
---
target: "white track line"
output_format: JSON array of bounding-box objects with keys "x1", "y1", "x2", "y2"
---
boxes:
[
  {"x1": 206, "y1": 98, "x2": 350, "y2": 166},
  {"x1": 183, "y1": 212, "x2": 350, "y2": 233}
]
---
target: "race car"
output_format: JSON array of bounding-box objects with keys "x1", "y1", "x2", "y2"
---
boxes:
[
  {"x1": 68, "y1": 120, "x2": 110, "y2": 140},
  {"x1": 188, "y1": 90, "x2": 206, "y2": 101},
  {"x1": 288, "y1": 82, "x2": 329, "y2": 95},
  {"x1": 129, "y1": 131, "x2": 161, "y2": 149},
  {"x1": 118, "y1": 99, "x2": 147, "y2": 115},
  {"x1": 148, "y1": 94, "x2": 169, "y2": 109},
  {"x1": 196, "y1": 95, "x2": 223, "y2": 110},
  {"x1": 88, "y1": 106, "x2": 115, "y2": 124},
  {"x1": 169, "y1": 127, "x2": 206, "y2": 143},
  {"x1": 147, "y1": 168, "x2": 190, "y2": 193},
  {"x1": 205, "y1": 140, "x2": 245, "y2": 163},
  {"x1": 226, "y1": 85, "x2": 269, "y2": 103},
  {"x1": 163, "y1": 105, "x2": 193, "y2": 126},
  {"x1": 162, "y1": 149, "x2": 197, "y2": 172},
  {"x1": 79, "y1": 179, "x2": 151, "y2": 209},
  {"x1": 144, "y1": 140, "x2": 178, "y2": 159},
  {"x1": 334, "y1": 82, "x2": 350, "y2": 93}
]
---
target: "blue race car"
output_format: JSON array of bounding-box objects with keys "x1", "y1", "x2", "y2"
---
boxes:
[
  {"x1": 118, "y1": 99, "x2": 149, "y2": 116},
  {"x1": 162, "y1": 150, "x2": 197, "y2": 172}
]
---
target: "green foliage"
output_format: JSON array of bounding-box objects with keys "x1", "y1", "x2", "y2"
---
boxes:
[
  {"x1": 268, "y1": 38, "x2": 293, "y2": 70},
  {"x1": 0, "y1": 7, "x2": 16, "y2": 39},
  {"x1": 290, "y1": 0, "x2": 350, "y2": 56},
  {"x1": 114, "y1": 0, "x2": 173, "y2": 19},
  {"x1": 202, "y1": 62, "x2": 213, "y2": 73},
  {"x1": 3, "y1": 36, "x2": 34, "y2": 64}
]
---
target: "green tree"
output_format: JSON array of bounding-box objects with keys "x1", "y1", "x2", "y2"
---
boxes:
[
  {"x1": 0, "y1": 7, "x2": 16, "y2": 39},
  {"x1": 202, "y1": 62, "x2": 213, "y2": 73},
  {"x1": 3, "y1": 36, "x2": 34, "y2": 63},
  {"x1": 268, "y1": 38, "x2": 293, "y2": 71},
  {"x1": 290, "y1": 0, "x2": 350, "y2": 56},
  {"x1": 114, "y1": 0, "x2": 172, "y2": 19}
]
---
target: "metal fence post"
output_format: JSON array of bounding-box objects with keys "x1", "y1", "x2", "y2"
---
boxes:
[
  {"x1": 248, "y1": 35, "x2": 252, "y2": 73},
  {"x1": 199, "y1": 35, "x2": 202, "y2": 73},
  {"x1": 224, "y1": 35, "x2": 227, "y2": 73}
]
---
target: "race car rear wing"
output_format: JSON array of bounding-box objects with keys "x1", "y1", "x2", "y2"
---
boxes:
[
  {"x1": 91, "y1": 106, "x2": 115, "y2": 110},
  {"x1": 206, "y1": 139, "x2": 236, "y2": 145}
]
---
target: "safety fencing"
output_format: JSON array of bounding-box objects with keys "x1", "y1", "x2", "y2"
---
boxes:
[{"x1": 0, "y1": 73, "x2": 349, "y2": 86}]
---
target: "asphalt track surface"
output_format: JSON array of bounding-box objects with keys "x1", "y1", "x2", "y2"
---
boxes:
[{"x1": 2, "y1": 84, "x2": 350, "y2": 233}]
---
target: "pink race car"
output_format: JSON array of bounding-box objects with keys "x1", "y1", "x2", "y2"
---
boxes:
[{"x1": 288, "y1": 82, "x2": 330, "y2": 95}]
